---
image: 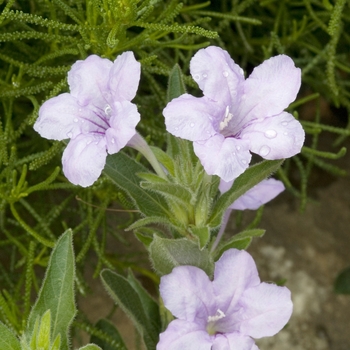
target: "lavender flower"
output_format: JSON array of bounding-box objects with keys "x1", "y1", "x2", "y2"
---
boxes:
[
  {"x1": 220, "y1": 178, "x2": 285, "y2": 210},
  {"x1": 163, "y1": 46, "x2": 304, "y2": 182},
  {"x1": 158, "y1": 249, "x2": 292, "y2": 350},
  {"x1": 34, "y1": 52, "x2": 141, "y2": 187}
]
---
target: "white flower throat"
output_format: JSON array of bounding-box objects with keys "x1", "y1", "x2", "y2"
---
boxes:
[
  {"x1": 206, "y1": 309, "x2": 226, "y2": 335},
  {"x1": 219, "y1": 106, "x2": 234, "y2": 131}
]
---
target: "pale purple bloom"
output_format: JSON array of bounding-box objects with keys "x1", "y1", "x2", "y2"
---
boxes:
[
  {"x1": 163, "y1": 46, "x2": 304, "y2": 182},
  {"x1": 158, "y1": 249, "x2": 292, "y2": 350},
  {"x1": 34, "y1": 52, "x2": 141, "y2": 187},
  {"x1": 220, "y1": 178, "x2": 285, "y2": 210}
]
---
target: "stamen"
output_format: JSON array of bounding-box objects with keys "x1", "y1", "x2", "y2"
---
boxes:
[
  {"x1": 219, "y1": 106, "x2": 233, "y2": 131},
  {"x1": 207, "y1": 309, "x2": 226, "y2": 323}
]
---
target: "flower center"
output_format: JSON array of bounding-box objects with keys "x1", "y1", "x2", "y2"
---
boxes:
[
  {"x1": 219, "y1": 106, "x2": 234, "y2": 132},
  {"x1": 206, "y1": 309, "x2": 226, "y2": 335}
]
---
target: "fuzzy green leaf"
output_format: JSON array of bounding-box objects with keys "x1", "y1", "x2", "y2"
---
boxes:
[
  {"x1": 104, "y1": 152, "x2": 171, "y2": 218},
  {"x1": 0, "y1": 322, "x2": 21, "y2": 350},
  {"x1": 167, "y1": 64, "x2": 186, "y2": 102},
  {"x1": 189, "y1": 225, "x2": 211, "y2": 249},
  {"x1": 215, "y1": 229, "x2": 266, "y2": 259},
  {"x1": 26, "y1": 229, "x2": 76, "y2": 350},
  {"x1": 209, "y1": 160, "x2": 284, "y2": 228},
  {"x1": 78, "y1": 345, "x2": 102, "y2": 350},
  {"x1": 150, "y1": 146, "x2": 176, "y2": 176},
  {"x1": 149, "y1": 236, "x2": 214, "y2": 277},
  {"x1": 100, "y1": 270, "x2": 159, "y2": 350},
  {"x1": 90, "y1": 319, "x2": 127, "y2": 350}
]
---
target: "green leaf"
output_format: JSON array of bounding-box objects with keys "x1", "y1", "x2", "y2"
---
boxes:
[
  {"x1": 140, "y1": 181, "x2": 193, "y2": 207},
  {"x1": 104, "y1": 152, "x2": 171, "y2": 218},
  {"x1": 0, "y1": 322, "x2": 21, "y2": 350},
  {"x1": 334, "y1": 266, "x2": 350, "y2": 294},
  {"x1": 78, "y1": 345, "x2": 102, "y2": 350},
  {"x1": 90, "y1": 319, "x2": 127, "y2": 350},
  {"x1": 36, "y1": 310, "x2": 51, "y2": 349},
  {"x1": 26, "y1": 229, "x2": 76, "y2": 350},
  {"x1": 215, "y1": 229, "x2": 266, "y2": 259},
  {"x1": 189, "y1": 225, "x2": 211, "y2": 249},
  {"x1": 127, "y1": 270, "x2": 161, "y2": 333},
  {"x1": 150, "y1": 146, "x2": 175, "y2": 176},
  {"x1": 149, "y1": 236, "x2": 214, "y2": 277},
  {"x1": 167, "y1": 63, "x2": 186, "y2": 102},
  {"x1": 50, "y1": 334, "x2": 61, "y2": 350},
  {"x1": 100, "y1": 270, "x2": 159, "y2": 350},
  {"x1": 209, "y1": 160, "x2": 284, "y2": 228}
]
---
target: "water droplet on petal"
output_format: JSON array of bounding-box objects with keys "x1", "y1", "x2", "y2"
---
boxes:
[
  {"x1": 111, "y1": 138, "x2": 115, "y2": 144},
  {"x1": 241, "y1": 159, "x2": 247, "y2": 165},
  {"x1": 282, "y1": 121, "x2": 288, "y2": 126},
  {"x1": 86, "y1": 140, "x2": 92, "y2": 145},
  {"x1": 259, "y1": 145, "x2": 271, "y2": 157},
  {"x1": 67, "y1": 132, "x2": 73, "y2": 138},
  {"x1": 175, "y1": 127, "x2": 179, "y2": 131},
  {"x1": 223, "y1": 71, "x2": 229, "y2": 77},
  {"x1": 78, "y1": 108, "x2": 82, "y2": 112},
  {"x1": 236, "y1": 145, "x2": 241, "y2": 151},
  {"x1": 203, "y1": 73, "x2": 208, "y2": 78},
  {"x1": 190, "y1": 123, "x2": 195, "y2": 128},
  {"x1": 74, "y1": 118, "x2": 79, "y2": 123},
  {"x1": 264, "y1": 129, "x2": 277, "y2": 139},
  {"x1": 193, "y1": 74, "x2": 200, "y2": 81},
  {"x1": 104, "y1": 104, "x2": 112, "y2": 115},
  {"x1": 283, "y1": 132, "x2": 288, "y2": 136}
]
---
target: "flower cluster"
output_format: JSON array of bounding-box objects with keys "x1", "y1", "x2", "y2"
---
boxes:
[
  {"x1": 158, "y1": 249, "x2": 293, "y2": 350},
  {"x1": 34, "y1": 52, "x2": 141, "y2": 187},
  {"x1": 163, "y1": 46, "x2": 305, "y2": 182}
]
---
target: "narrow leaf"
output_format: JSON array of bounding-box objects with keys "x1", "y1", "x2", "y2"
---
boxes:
[
  {"x1": 149, "y1": 236, "x2": 214, "y2": 277},
  {"x1": 167, "y1": 64, "x2": 186, "y2": 102},
  {"x1": 26, "y1": 229, "x2": 76, "y2": 350},
  {"x1": 100, "y1": 270, "x2": 159, "y2": 350},
  {"x1": 150, "y1": 146, "x2": 175, "y2": 176},
  {"x1": 90, "y1": 319, "x2": 127, "y2": 350},
  {"x1": 104, "y1": 152, "x2": 171, "y2": 218},
  {"x1": 189, "y1": 226, "x2": 211, "y2": 249},
  {"x1": 209, "y1": 160, "x2": 283, "y2": 228},
  {"x1": 78, "y1": 345, "x2": 102, "y2": 350}
]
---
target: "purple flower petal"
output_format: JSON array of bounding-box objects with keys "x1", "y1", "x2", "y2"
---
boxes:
[
  {"x1": 213, "y1": 250, "x2": 260, "y2": 317},
  {"x1": 190, "y1": 46, "x2": 245, "y2": 106},
  {"x1": 193, "y1": 135, "x2": 251, "y2": 182},
  {"x1": 227, "y1": 179, "x2": 285, "y2": 210},
  {"x1": 62, "y1": 134, "x2": 107, "y2": 187},
  {"x1": 241, "y1": 111, "x2": 305, "y2": 159},
  {"x1": 109, "y1": 51, "x2": 141, "y2": 102},
  {"x1": 34, "y1": 93, "x2": 84, "y2": 140},
  {"x1": 237, "y1": 282, "x2": 293, "y2": 338},
  {"x1": 157, "y1": 319, "x2": 213, "y2": 350},
  {"x1": 237, "y1": 55, "x2": 301, "y2": 127},
  {"x1": 106, "y1": 101, "x2": 140, "y2": 153},
  {"x1": 68, "y1": 55, "x2": 113, "y2": 107},
  {"x1": 212, "y1": 332, "x2": 255, "y2": 350},
  {"x1": 164, "y1": 94, "x2": 220, "y2": 142},
  {"x1": 159, "y1": 265, "x2": 216, "y2": 323}
]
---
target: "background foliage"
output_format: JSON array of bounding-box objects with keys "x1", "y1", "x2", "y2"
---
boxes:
[{"x1": 0, "y1": 0, "x2": 349, "y2": 347}]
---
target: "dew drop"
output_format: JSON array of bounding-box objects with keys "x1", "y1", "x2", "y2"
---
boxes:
[
  {"x1": 232, "y1": 152, "x2": 236, "y2": 156},
  {"x1": 259, "y1": 145, "x2": 271, "y2": 157},
  {"x1": 74, "y1": 118, "x2": 79, "y2": 123},
  {"x1": 194, "y1": 74, "x2": 200, "y2": 81},
  {"x1": 104, "y1": 104, "x2": 112, "y2": 115},
  {"x1": 111, "y1": 138, "x2": 115, "y2": 144},
  {"x1": 190, "y1": 122, "x2": 195, "y2": 128},
  {"x1": 236, "y1": 145, "x2": 241, "y2": 151},
  {"x1": 67, "y1": 132, "x2": 73, "y2": 138},
  {"x1": 283, "y1": 132, "x2": 288, "y2": 136},
  {"x1": 264, "y1": 129, "x2": 277, "y2": 139},
  {"x1": 175, "y1": 127, "x2": 179, "y2": 131},
  {"x1": 78, "y1": 108, "x2": 82, "y2": 112},
  {"x1": 203, "y1": 73, "x2": 208, "y2": 78},
  {"x1": 223, "y1": 71, "x2": 229, "y2": 77},
  {"x1": 86, "y1": 140, "x2": 92, "y2": 145},
  {"x1": 281, "y1": 121, "x2": 288, "y2": 126},
  {"x1": 241, "y1": 159, "x2": 247, "y2": 165}
]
